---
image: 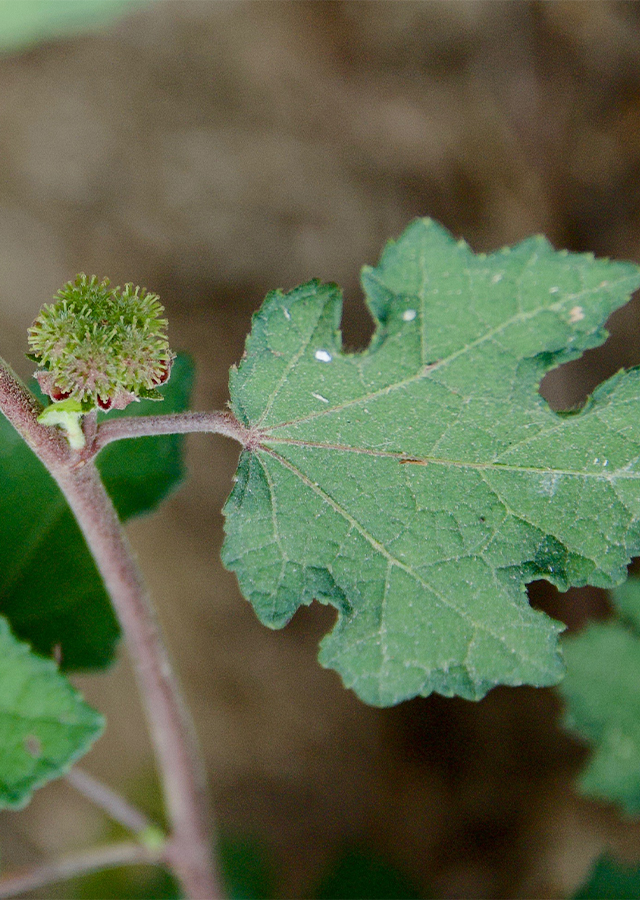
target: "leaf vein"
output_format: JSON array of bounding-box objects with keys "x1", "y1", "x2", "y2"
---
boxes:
[{"x1": 260, "y1": 447, "x2": 548, "y2": 664}]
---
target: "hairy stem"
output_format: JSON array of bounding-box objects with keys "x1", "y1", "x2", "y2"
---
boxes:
[
  {"x1": 66, "y1": 767, "x2": 154, "y2": 835},
  {"x1": 0, "y1": 358, "x2": 70, "y2": 467},
  {"x1": 55, "y1": 462, "x2": 221, "y2": 898},
  {"x1": 82, "y1": 409, "x2": 98, "y2": 449},
  {"x1": 0, "y1": 841, "x2": 160, "y2": 899},
  {"x1": 0, "y1": 359, "x2": 222, "y2": 899},
  {"x1": 93, "y1": 410, "x2": 251, "y2": 454}
]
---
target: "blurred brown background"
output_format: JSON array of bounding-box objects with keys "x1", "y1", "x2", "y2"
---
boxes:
[{"x1": 3, "y1": 2, "x2": 640, "y2": 897}]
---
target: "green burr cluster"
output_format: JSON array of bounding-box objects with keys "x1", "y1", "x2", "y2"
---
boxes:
[{"x1": 28, "y1": 274, "x2": 173, "y2": 412}]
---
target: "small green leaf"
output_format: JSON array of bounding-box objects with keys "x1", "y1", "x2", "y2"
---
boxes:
[
  {"x1": 559, "y1": 577, "x2": 640, "y2": 815},
  {"x1": 0, "y1": 355, "x2": 193, "y2": 669},
  {"x1": 573, "y1": 854, "x2": 640, "y2": 899},
  {"x1": 223, "y1": 218, "x2": 640, "y2": 706},
  {"x1": 0, "y1": 615, "x2": 103, "y2": 809}
]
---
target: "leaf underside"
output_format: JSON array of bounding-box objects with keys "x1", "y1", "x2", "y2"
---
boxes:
[
  {"x1": 0, "y1": 354, "x2": 193, "y2": 670},
  {"x1": 0, "y1": 616, "x2": 103, "y2": 809},
  {"x1": 223, "y1": 218, "x2": 640, "y2": 706},
  {"x1": 560, "y1": 578, "x2": 640, "y2": 815}
]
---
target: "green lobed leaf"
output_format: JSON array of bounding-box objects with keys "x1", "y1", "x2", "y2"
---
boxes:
[
  {"x1": 0, "y1": 615, "x2": 103, "y2": 809},
  {"x1": 559, "y1": 577, "x2": 640, "y2": 815},
  {"x1": 0, "y1": 354, "x2": 193, "y2": 670},
  {"x1": 222, "y1": 218, "x2": 640, "y2": 706}
]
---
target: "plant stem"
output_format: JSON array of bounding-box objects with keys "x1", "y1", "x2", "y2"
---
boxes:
[
  {"x1": 0, "y1": 359, "x2": 70, "y2": 467},
  {"x1": 93, "y1": 410, "x2": 251, "y2": 454},
  {"x1": 66, "y1": 767, "x2": 154, "y2": 835},
  {"x1": 55, "y1": 462, "x2": 221, "y2": 898},
  {"x1": 0, "y1": 841, "x2": 160, "y2": 899},
  {"x1": 82, "y1": 408, "x2": 98, "y2": 448},
  {"x1": 0, "y1": 359, "x2": 222, "y2": 899}
]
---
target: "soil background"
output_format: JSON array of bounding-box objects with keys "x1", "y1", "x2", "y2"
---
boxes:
[{"x1": 2, "y1": 3, "x2": 640, "y2": 897}]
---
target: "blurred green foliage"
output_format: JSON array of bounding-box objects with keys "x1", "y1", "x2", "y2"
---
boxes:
[
  {"x1": 314, "y1": 848, "x2": 420, "y2": 900},
  {"x1": 560, "y1": 577, "x2": 640, "y2": 815},
  {"x1": 574, "y1": 854, "x2": 640, "y2": 900},
  {"x1": 0, "y1": 0, "x2": 151, "y2": 55}
]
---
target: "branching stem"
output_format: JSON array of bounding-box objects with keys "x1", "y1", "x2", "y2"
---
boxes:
[
  {"x1": 0, "y1": 358, "x2": 225, "y2": 899},
  {"x1": 92, "y1": 409, "x2": 251, "y2": 455},
  {"x1": 66, "y1": 767, "x2": 154, "y2": 835},
  {"x1": 0, "y1": 841, "x2": 160, "y2": 899},
  {"x1": 53, "y1": 461, "x2": 220, "y2": 898}
]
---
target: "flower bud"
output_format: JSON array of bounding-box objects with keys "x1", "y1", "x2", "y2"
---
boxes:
[{"x1": 28, "y1": 274, "x2": 173, "y2": 411}]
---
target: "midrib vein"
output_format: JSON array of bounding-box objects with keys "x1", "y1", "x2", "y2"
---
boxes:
[
  {"x1": 262, "y1": 295, "x2": 568, "y2": 432},
  {"x1": 259, "y1": 437, "x2": 639, "y2": 481}
]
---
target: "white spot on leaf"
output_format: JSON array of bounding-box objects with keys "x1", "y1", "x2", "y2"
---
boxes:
[
  {"x1": 539, "y1": 473, "x2": 560, "y2": 497},
  {"x1": 315, "y1": 349, "x2": 332, "y2": 363},
  {"x1": 312, "y1": 392, "x2": 329, "y2": 403},
  {"x1": 402, "y1": 309, "x2": 417, "y2": 322},
  {"x1": 569, "y1": 305, "x2": 585, "y2": 323}
]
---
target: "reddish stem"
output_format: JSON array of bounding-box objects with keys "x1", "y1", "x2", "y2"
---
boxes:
[
  {"x1": 0, "y1": 359, "x2": 70, "y2": 467},
  {"x1": 55, "y1": 463, "x2": 220, "y2": 897},
  {"x1": 0, "y1": 841, "x2": 160, "y2": 899},
  {"x1": 0, "y1": 358, "x2": 223, "y2": 899},
  {"x1": 92, "y1": 410, "x2": 252, "y2": 455},
  {"x1": 66, "y1": 767, "x2": 154, "y2": 835}
]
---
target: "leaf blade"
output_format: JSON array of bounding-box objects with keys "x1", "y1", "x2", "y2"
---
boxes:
[
  {"x1": 0, "y1": 615, "x2": 103, "y2": 810},
  {"x1": 223, "y1": 218, "x2": 640, "y2": 705}
]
